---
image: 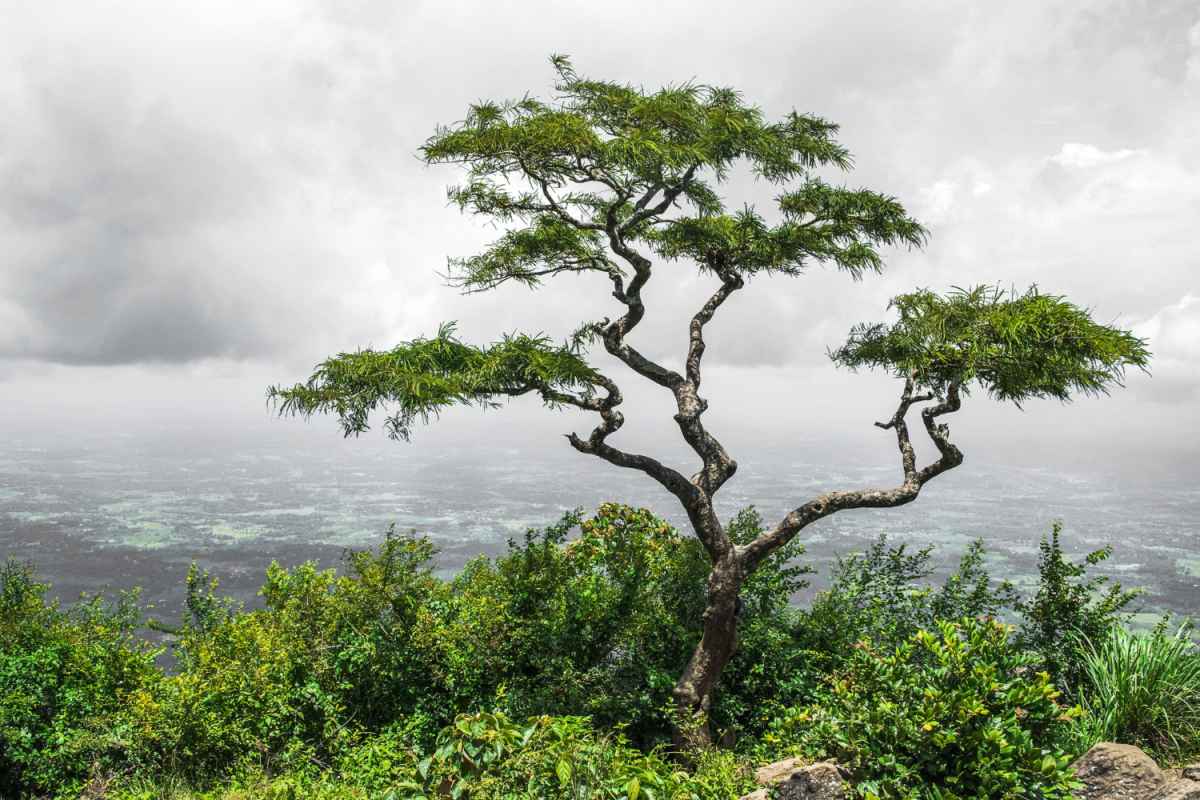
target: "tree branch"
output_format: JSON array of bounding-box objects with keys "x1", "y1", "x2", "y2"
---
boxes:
[
  {"x1": 670, "y1": 269, "x2": 745, "y2": 496},
  {"x1": 620, "y1": 164, "x2": 699, "y2": 235},
  {"x1": 686, "y1": 270, "x2": 744, "y2": 388},
  {"x1": 564, "y1": 377, "x2": 698, "y2": 505},
  {"x1": 597, "y1": 192, "x2": 686, "y2": 390},
  {"x1": 738, "y1": 380, "x2": 963, "y2": 571},
  {"x1": 520, "y1": 158, "x2": 607, "y2": 232}
]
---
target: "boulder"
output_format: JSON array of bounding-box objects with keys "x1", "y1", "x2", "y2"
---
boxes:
[
  {"x1": 739, "y1": 758, "x2": 847, "y2": 800},
  {"x1": 1071, "y1": 742, "x2": 1168, "y2": 800},
  {"x1": 754, "y1": 757, "x2": 805, "y2": 785},
  {"x1": 1183, "y1": 766, "x2": 1200, "y2": 782},
  {"x1": 1151, "y1": 779, "x2": 1200, "y2": 800}
]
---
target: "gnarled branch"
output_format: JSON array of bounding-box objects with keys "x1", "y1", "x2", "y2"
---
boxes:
[{"x1": 739, "y1": 380, "x2": 963, "y2": 570}]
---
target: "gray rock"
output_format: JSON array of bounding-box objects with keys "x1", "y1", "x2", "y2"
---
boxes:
[
  {"x1": 1071, "y1": 742, "x2": 1168, "y2": 800},
  {"x1": 774, "y1": 761, "x2": 848, "y2": 799},
  {"x1": 754, "y1": 757, "x2": 804, "y2": 786},
  {"x1": 740, "y1": 760, "x2": 848, "y2": 800},
  {"x1": 1183, "y1": 766, "x2": 1200, "y2": 782},
  {"x1": 1149, "y1": 779, "x2": 1200, "y2": 800}
]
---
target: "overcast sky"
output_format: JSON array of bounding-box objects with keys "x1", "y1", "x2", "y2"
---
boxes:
[{"x1": 1, "y1": 0, "x2": 1197, "y2": 473}]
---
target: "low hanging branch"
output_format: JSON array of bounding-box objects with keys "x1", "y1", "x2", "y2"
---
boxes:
[{"x1": 271, "y1": 56, "x2": 1151, "y2": 749}]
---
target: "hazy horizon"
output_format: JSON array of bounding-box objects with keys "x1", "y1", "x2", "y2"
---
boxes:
[{"x1": 1, "y1": 0, "x2": 1198, "y2": 617}]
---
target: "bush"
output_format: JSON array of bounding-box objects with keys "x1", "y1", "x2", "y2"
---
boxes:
[
  {"x1": 0, "y1": 560, "x2": 163, "y2": 798},
  {"x1": 418, "y1": 709, "x2": 750, "y2": 800},
  {"x1": 766, "y1": 618, "x2": 1081, "y2": 799},
  {"x1": 0, "y1": 510, "x2": 1176, "y2": 798},
  {"x1": 426, "y1": 503, "x2": 808, "y2": 746},
  {"x1": 1074, "y1": 623, "x2": 1200, "y2": 764},
  {"x1": 1015, "y1": 521, "x2": 1139, "y2": 691},
  {"x1": 793, "y1": 536, "x2": 1018, "y2": 681}
]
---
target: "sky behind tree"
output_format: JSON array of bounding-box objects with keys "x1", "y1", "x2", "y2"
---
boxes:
[{"x1": 1, "y1": 0, "x2": 1197, "y2": 469}]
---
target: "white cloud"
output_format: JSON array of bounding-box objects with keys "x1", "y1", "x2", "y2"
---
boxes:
[
  {"x1": 916, "y1": 180, "x2": 959, "y2": 225},
  {"x1": 1132, "y1": 294, "x2": 1200, "y2": 400},
  {"x1": 1049, "y1": 142, "x2": 1142, "y2": 169}
]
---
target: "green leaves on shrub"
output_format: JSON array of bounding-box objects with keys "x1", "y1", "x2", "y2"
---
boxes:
[
  {"x1": 0, "y1": 514, "x2": 1180, "y2": 798},
  {"x1": 0, "y1": 560, "x2": 164, "y2": 798},
  {"x1": 768, "y1": 618, "x2": 1082, "y2": 799},
  {"x1": 417, "y1": 710, "x2": 750, "y2": 800},
  {"x1": 1015, "y1": 521, "x2": 1140, "y2": 691}
]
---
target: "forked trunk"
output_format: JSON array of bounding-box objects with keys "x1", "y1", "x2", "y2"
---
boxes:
[{"x1": 672, "y1": 552, "x2": 744, "y2": 750}]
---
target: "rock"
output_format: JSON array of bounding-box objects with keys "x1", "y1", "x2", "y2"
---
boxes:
[
  {"x1": 754, "y1": 757, "x2": 805, "y2": 785},
  {"x1": 740, "y1": 759, "x2": 848, "y2": 800},
  {"x1": 1184, "y1": 766, "x2": 1200, "y2": 782},
  {"x1": 1150, "y1": 779, "x2": 1200, "y2": 800},
  {"x1": 774, "y1": 762, "x2": 849, "y2": 799},
  {"x1": 1071, "y1": 742, "x2": 1168, "y2": 800}
]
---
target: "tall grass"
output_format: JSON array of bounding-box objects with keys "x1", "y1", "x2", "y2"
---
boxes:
[{"x1": 1075, "y1": 624, "x2": 1200, "y2": 763}]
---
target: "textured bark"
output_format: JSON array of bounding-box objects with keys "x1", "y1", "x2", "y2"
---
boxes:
[{"x1": 673, "y1": 542, "x2": 742, "y2": 749}]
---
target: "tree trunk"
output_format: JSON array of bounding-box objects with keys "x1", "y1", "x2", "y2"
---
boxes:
[{"x1": 672, "y1": 551, "x2": 744, "y2": 750}]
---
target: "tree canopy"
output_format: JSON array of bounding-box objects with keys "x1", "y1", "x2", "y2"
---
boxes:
[{"x1": 831, "y1": 285, "x2": 1149, "y2": 405}]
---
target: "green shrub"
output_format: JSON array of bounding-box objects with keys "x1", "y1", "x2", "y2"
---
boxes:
[
  {"x1": 426, "y1": 504, "x2": 807, "y2": 746},
  {"x1": 794, "y1": 537, "x2": 1018, "y2": 681},
  {"x1": 0, "y1": 511, "x2": 1171, "y2": 798},
  {"x1": 0, "y1": 560, "x2": 163, "y2": 798},
  {"x1": 767, "y1": 618, "x2": 1081, "y2": 799},
  {"x1": 1074, "y1": 623, "x2": 1200, "y2": 763},
  {"x1": 418, "y1": 709, "x2": 751, "y2": 800},
  {"x1": 150, "y1": 528, "x2": 445, "y2": 781},
  {"x1": 433, "y1": 505, "x2": 707, "y2": 736},
  {"x1": 1015, "y1": 522, "x2": 1139, "y2": 691}
]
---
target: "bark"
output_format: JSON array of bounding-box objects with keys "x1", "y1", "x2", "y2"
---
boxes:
[{"x1": 672, "y1": 543, "x2": 743, "y2": 750}]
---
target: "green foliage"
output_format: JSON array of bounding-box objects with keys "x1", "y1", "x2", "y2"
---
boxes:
[
  {"x1": 432, "y1": 505, "x2": 708, "y2": 740},
  {"x1": 417, "y1": 710, "x2": 750, "y2": 800},
  {"x1": 425, "y1": 55, "x2": 923, "y2": 284},
  {"x1": 1015, "y1": 521, "x2": 1140, "y2": 690},
  {"x1": 428, "y1": 504, "x2": 808, "y2": 746},
  {"x1": 0, "y1": 514, "x2": 1180, "y2": 798},
  {"x1": 1074, "y1": 624, "x2": 1200, "y2": 764},
  {"x1": 794, "y1": 536, "x2": 1018, "y2": 680},
  {"x1": 268, "y1": 323, "x2": 599, "y2": 441},
  {"x1": 768, "y1": 618, "x2": 1081, "y2": 799},
  {"x1": 0, "y1": 560, "x2": 163, "y2": 798},
  {"x1": 831, "y1": 285, "x2": 1150, "y2": 404}
]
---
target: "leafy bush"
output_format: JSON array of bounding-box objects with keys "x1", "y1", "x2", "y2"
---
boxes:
[
  {"x1": 1074, "y1": 623, "x2": 1200, "y2": 763},
  {"x1": 0, "y1": 560, "x2": 163, "y2": 798},
  {"x1": 427, "y1": 505, "x2": 709, "y2": 741},
  {"x1": 417, "y1": 709, "x2": 750, "y2": 800},
  {"x1": 426, "y1": 503, "x2": 807, "y2": 746},
  {"x1": 0, "y1": 510, "x2": 1176, "y2": 798},
  {"x1": 1015, "y1": 521, "x2": 1140, "y2": 691},
  {"x1": 794, "y1": 536, "x2": 1018, "y2": 680},
  {"x1": 767, "y1": 618, "x2": 1081, "y2": 799}
]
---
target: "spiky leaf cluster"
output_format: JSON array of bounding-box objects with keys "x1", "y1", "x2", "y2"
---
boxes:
[
  {"x1": 268, "y1": 324, "x2": 600, "y2": 441},
  {"x1": 422, "y1": 56, "x2": 925, "y2": 288},
  {"x1": 831, "y1": 286, "x2": 1150, "y2": 403}
]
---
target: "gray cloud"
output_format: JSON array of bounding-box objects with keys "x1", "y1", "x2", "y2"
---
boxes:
[{"x1": 0, "y1": 0, "x2": 1196, "y2": 458}]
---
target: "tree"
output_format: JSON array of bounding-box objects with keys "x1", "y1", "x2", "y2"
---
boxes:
[{"x1": 269, "y1": 56, "x2": 1150, "y2": 747}]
